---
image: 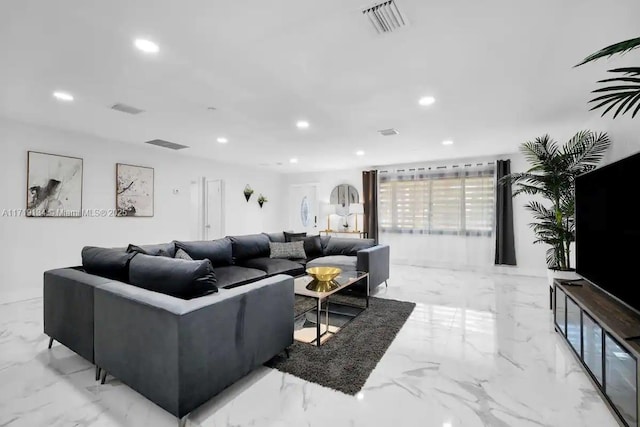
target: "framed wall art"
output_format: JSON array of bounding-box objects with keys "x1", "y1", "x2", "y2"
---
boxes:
[{"x1": 26, "y1": 151, "x2": 83, "y2": 217}]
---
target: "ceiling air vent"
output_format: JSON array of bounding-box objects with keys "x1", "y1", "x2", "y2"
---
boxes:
[
  {"x1": 363, "y1": 0, "x2": 407, "y2": 34},
  {"x1": 111, "y1": 103, "x2": 145, "y2": 115},
  {"x1": 378, "y1": 128, "x2": 400, "y2": 136},
  {"x1": 144, "y1": 139, "x2": 189, "y2": 150}
]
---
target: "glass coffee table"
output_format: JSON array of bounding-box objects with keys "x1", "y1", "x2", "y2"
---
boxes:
[{"x1": 294, "y1": 270, "x2": 369, "y2": 346}]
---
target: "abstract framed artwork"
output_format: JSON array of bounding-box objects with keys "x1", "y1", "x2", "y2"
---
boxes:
[
  {"x1": 26, "y1": 151, "x2": 83, "y2": 217},
  {"x1": 116, "y1": 163, "x2": 154, "y2": 217}
]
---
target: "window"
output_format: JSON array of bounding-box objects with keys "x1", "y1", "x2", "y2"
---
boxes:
[{"x1": 379, "y1": 167, "x2": 495, "y2": 235}]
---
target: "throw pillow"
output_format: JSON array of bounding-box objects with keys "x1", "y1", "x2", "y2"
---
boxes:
[
  {"x1": 284, "y1": 231, "x2": 307, "y2": 242},
  {"x1": 128, "y1": 254, "x2": 217, "y2": 299},
  {"x1": 289, "y1": 234, "x2": 322, "y2": 258},
  {"x1": 174, "y1": 248, "x2": 194, "y2": 260},
  {"x1": 269, "y1": 241, "x2": 307, "y2": 259}
]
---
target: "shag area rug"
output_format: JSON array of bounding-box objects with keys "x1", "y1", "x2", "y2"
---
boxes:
[{"x1": 266, "y1": 296, "x2": 416, "y2": 395}]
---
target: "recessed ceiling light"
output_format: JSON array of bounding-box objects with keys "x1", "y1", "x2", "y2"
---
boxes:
[
  {"x1": 356, "y1": 392, "x2": 365, "y2": 400},
  {"x1": 53, "y1": 91, "x2": 74, "y2": 102},
  {"x1": 290, "y1": 158, "x2": 298, "y2": 164},
  {"x1": 419, "y1": 96, "x2": 436, "y2": 106},
  {"x1": 296, "y1": 120, "x2": 310, "y2": 129},
  {"x1": 442, "y1": 140, "x2": 454, "y2": 146},
  {"x1": 356, "y1": 150, "x2": 365, "y2": 156},
  {"x1": 217, "y1": 137, "x2": 228, "y2": 144},
  {"x1": 134, "y1": 38, "x2": 159, "y2": 54}
]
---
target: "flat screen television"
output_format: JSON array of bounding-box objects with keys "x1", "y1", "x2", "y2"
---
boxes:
[{"x1": 576, "y1": 151, "x2": 640, "y2": 313}]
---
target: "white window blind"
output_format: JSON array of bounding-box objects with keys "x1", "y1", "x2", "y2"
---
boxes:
[{"x1": 379, "y1": 165, "x2": 495, "y2": 235}]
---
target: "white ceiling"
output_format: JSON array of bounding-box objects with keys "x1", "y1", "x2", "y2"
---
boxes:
[{"x1": 1, "y1": 0, "x2": 638, "y2": 172}]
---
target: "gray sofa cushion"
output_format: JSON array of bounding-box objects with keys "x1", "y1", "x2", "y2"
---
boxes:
[
  {"x1": 229, "y1": 234, "x2": 270, "y2": 261},
  {"x1": 263, "y1": 232, "x2": 286, "y2": 243},
  {"x1": 129, "y1": 254, "x2": 217, "y2": 299},
  {"x1": 324, "y1": 238, "x2": 375, "y2": 256},
  {"x1": 174, "y1": 239, "x2": 232, "y2": 267},
  {"x1": 126, "y1": 242, "x2": 176, "y2": 257},
  {"x1": 81, "y1": 246, "x2": 136, "y2": 283},
  {"x1": 242, "y1": 257, "x2": 305, "y2": 277},
  {"x1": 306, "y1": 255, "x2": 357, "y2": 271},
  {"x1": 212, "y1": 266, "x2": 267, "y2": 289}
]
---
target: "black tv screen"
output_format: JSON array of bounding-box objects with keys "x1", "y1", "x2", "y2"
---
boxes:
[{"x1": 576, "y1": 151, "x2": 640, "y2": 313}]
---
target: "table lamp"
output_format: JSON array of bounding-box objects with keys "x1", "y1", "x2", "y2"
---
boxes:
[
  {"x1": 320, "y1": 203, "x2": 336, "y2": 231},
  {"x1": 350, "y1": 203, "x2": 364, "y2": 232}
]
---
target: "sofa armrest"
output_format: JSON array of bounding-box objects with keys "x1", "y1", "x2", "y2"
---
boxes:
[
  {"x1": 356, "y1": 245, "x2": 390, "y2": 289},
  {"x1": 94, "y1": 275, "x2": 294, "y2": 418},
  {"x1": 44, "y1": 268, "x2": 114, "y2": 362}
]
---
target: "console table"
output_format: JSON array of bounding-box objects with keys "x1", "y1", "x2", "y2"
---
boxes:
[
  {"x1": 554, "y1": 279, "x2": 640, "y2": 427},
  {"x1": 319, "y1": 230, "x2": 367, "y2": 239}
]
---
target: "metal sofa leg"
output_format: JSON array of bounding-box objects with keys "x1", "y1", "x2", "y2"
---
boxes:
[
  {"x1": 48, "y1": 337, "x2": 54, "y2": 349},
  {"x1": 285, "y1": 347, "x2": 291, "y2": 359},
  {"x1": 179, "y1": 414, "x2": 189, "y2": 427},
  {"x1": 100, "y1": 369, "x2": 107, "y2": 385},
  {"x1": 95, "y1": 366, "x2": 101, "y2": 381},
  {"x1": 385, "y1": 280, "x2": 388, "y2": 288}
]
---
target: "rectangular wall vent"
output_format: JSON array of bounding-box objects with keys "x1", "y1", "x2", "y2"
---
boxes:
[
  {"x1": 363, "y1": 0, "x2": 407, "y2": 34},
  {"x1": 144, "y1": 139, "x2": 189, "y2": 150},
  {"x1": 111, "y1": 103, "x2": 145, "y2": 115},
  {"x1": 378, "y1": 128, "x2": 400, "y2": 136}
]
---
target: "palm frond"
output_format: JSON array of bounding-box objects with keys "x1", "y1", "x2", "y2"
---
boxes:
[
  {"x1": 562, "y1": 131, "x2": 612, "y2": 172},
  {"x1": 588, "y1": 68, "x2": 640, "y2": 118},
  {"x1": 576, "y1": 37, "x2": 640, "y2": 66},
  {"x1": 545, "y1": 247, "x2": 560, "y2": 269}
]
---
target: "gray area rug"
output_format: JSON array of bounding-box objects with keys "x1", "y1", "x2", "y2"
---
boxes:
[{"x1": 266, "y1": 296, "x2": 416, "y2": 395}]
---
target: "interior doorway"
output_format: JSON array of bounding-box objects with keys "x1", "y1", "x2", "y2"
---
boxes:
[
  {"x1": 205, "y1": 179, "x2": 224, "y2": 240},
  {"x1": 289, "y1": 184, "x2": 318, "y2": 234}
]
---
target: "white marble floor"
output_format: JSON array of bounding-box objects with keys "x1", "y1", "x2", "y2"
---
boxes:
[{"x1": 0, "y1": 265, "x2": 619, "y2": 427}]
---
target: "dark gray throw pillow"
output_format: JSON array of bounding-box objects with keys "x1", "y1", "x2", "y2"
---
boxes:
[
  {"x1": 174, "y1": 239, "x2": 232, "y2": 267},
  {"x1": 269, "y1": 241, "x2": 307, "y2": 259},
  {"x1": 284, "y1": 231, "x2": 307, "y2": 242},
  {"x1": 128, "y1": 254, "x2": 217, "y2": 299},
  {"x1": 289, "y1": 234, "x2": 322, "y2": 258},
  {"x1": 82, "y1": 246, "x2": 136, "y2": 283}
]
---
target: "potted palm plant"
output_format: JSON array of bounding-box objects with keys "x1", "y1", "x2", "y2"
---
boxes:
[{"x1": 501, "y1": 131, "x2": 611, "y2": 285}]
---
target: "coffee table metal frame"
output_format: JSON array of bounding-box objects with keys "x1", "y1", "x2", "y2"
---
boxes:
[{"x1": 293, "y1": 270, "x2": 369, "y2": 347}]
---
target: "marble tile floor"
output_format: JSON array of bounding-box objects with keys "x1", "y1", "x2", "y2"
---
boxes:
[{"x1": 0, "y1": 265, "x2": 619, "y2": 427}]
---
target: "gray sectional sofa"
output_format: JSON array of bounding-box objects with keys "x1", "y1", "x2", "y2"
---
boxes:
[{"x1": 43, "y1": 232, "x2": 389, "y2": 426}]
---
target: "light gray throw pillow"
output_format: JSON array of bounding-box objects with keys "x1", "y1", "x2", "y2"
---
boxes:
[
  {"x1": 174, "y1": 248, "x2": 194, "y2": 261},
  {"x1": 269, "y1": 241, "x2": 306, "y2": 259}
]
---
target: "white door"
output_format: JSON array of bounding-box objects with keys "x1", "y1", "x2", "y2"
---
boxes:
[
  {"x1": 205, "y1": 179, "x2": 224, "y2": 239},
  {"x1": 289, "y1": 184, "x2": 318, "y2": 234}
]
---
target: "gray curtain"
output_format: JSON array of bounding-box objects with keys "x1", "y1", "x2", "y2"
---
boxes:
[
  {"x1": 362, "y1": 170, "x2": 378, "y2": 243},
  {"x1": 495, "y1": 160, "x2": 517, "y2": 265}
]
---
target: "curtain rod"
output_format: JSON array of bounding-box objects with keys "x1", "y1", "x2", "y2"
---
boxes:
[{"x1": 378, "y1": 161, "x2": 495, "y2": 174}]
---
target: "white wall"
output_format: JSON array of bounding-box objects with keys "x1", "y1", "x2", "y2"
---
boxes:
[
  {"x1": 286, "y1": 154, "x2": 549, "y2": 278},
  {"x1": 0, "y1": 118, "x2": 286, "y2": 302},
  {"x1": 601, "y1": 119, "x2": 640, "y2": 164}
]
